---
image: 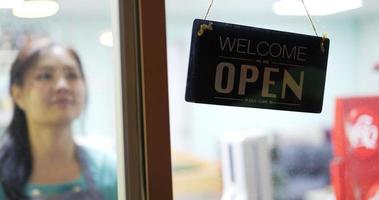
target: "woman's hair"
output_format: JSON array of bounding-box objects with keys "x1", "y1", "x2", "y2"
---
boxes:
[{"x1": 0, "y1": 38, "x2": 85, "y2": 199}]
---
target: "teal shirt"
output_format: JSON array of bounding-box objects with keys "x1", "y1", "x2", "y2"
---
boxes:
[{"x1": 0, "y1": 147, "x2": 117, "y2": 200}]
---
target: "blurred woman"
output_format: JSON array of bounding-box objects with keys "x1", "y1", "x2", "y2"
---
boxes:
[{"x1": 0, "y1": 38, "x2": 117, "y2": 199}]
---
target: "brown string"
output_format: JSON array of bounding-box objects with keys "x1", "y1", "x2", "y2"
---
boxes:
[
  {"x1": 204, "y1": 0, "x2": 215, "y2": 20},
  {"x1": 301, "y1": 0, "x2": 319, "y2": 37},
  {"x1": 201, "y1": 0, "x2": 326, "y2": 53}
]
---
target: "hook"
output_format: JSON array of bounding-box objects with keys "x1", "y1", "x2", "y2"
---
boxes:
[
  {"x1": 320, "y1": 33, "x2": 328, "y2": 53},
  {"x1": 197, "y1": 22, "x2": 213, "y2": 37}
]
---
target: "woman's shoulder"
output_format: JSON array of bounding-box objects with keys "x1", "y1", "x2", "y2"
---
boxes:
[
  {"x1": 80, "y1": 145, "x2": 117, "y2": 182},
  {"x1": 81, "y1": 146, "x2": 116, "y2": 171},
  {"x1": 80, "y1": 145, "x2": 118, "y2": 200}
]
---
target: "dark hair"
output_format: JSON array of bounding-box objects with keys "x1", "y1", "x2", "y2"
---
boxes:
[{"x1": 0, "y1": 38, "x2": 85, "y2": 199}]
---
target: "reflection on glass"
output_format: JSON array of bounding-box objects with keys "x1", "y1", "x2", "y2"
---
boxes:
[{"x1": 0, "y1": 1, "x2": 119, "y2": 199}]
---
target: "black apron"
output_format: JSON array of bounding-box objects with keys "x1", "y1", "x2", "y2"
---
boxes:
[{"x1": 30, "y1": 146, "x2": 104, "y2": 200}]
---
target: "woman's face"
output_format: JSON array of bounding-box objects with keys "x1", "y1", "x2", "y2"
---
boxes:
[{"x1": 12, "y1": 46, "x2": 86, "y2": 126}]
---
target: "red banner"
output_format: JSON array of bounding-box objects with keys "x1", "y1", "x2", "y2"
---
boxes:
[{"x1": 331, "y1": 96, "x2": 379, "y2": 200}]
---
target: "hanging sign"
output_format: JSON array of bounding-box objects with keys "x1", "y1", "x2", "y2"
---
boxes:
[{"x1": 185, "y1": 19, "x2": 330, "y2": 113}]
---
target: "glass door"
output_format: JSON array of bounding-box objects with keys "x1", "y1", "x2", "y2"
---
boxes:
[{"x1": 165, "y1": 0, "x2": 379, "y2": 199}]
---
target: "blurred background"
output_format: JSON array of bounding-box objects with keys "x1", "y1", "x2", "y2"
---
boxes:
[{"x1": 165, "y1": 0, "x2": 379, "y2": 199}]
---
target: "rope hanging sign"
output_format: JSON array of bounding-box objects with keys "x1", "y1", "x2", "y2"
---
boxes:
[{"x1": 185, "y1": 0, "x2": 330, "y2": 113}]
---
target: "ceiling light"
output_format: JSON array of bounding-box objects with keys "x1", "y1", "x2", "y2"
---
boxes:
[
  {"x1": 13, "y1": 0, "x2": 59, "y2": 18},
  {"x1": 0, "y1": 0, "x2": 23, "y2": 8},
  {"x1": 99, "y1": 31, "x2": 113, "y2": 47},
  {"x1": 273, "y1": 0, "x2": 362, "y2": 16}
]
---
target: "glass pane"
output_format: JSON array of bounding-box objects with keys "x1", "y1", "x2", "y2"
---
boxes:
[
  {"x1": 166, "y1": 0, "x2": 379, "y2": 199},
  {"x1": 0, "y1": 0, "x2": 121, "y2": 199}
]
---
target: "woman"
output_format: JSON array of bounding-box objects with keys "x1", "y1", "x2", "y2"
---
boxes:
[{"x1": 0, "y1": 38, "x2": 117, "y2": 199}]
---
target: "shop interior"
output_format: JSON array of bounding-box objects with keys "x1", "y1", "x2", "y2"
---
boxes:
[{"x1": 166, "y1": 0, "x2": 379, "y2": 199}]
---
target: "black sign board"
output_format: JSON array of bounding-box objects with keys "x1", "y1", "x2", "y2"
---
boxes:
[{"x1": 185, "y1": 19, "x2": 330, "y2": 113}]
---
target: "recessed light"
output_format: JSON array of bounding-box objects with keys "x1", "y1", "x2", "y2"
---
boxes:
[
  {"x1": 99, "y1": 31, "x2": 113, "y2": 47},
  {"x1": 13, "y1": 0, "x2": 59, "y2": 18},
  {"x1": 273, "y1": 0, "x2": 362, "y2": 16}
]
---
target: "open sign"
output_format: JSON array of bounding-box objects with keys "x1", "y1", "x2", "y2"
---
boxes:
[{"x1": 185, "y1": 19, "x2": 330, "y2": 113}]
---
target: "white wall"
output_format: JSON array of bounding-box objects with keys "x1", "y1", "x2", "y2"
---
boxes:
[{"x1": 356, "y1": 15, "x2": 379, "y2": 94}]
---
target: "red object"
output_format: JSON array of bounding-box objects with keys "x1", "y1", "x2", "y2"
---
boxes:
[
  {"x1": 374, "y1": 62, "x2": 379, "y2": 71},
  {"x1": 331, "y1": 96, "x2": 379, "y2": 200}
]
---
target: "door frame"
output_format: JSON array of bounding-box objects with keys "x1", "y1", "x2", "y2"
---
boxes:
[{"x1": 118, "y1": 0, "x2": 173, "y2": 199}]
